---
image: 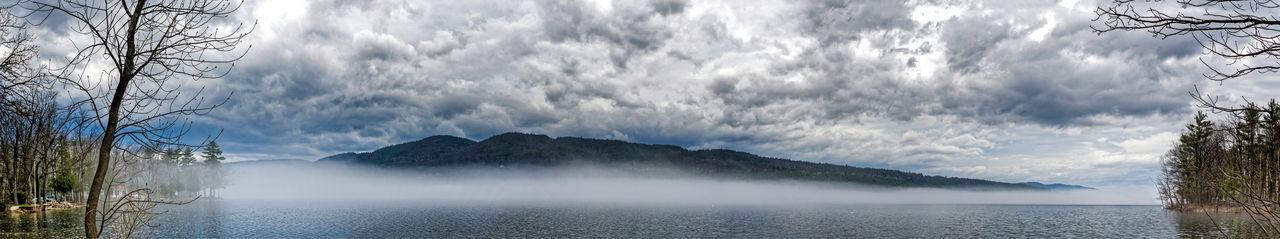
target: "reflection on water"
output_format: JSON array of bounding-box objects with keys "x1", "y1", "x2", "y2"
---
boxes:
[
  {"x1": 1, "y1": 201, "x2": 1273, "y2": 238},
  {"x1": 130, "y1": 201, "x2": 1225, "y2": 238},
  {"x1": 1174, "y1": 210, "x2": 1269, "y2": 238},
  {"x1": 0, "y1": 209, "x2": 82, "y2": 238}
]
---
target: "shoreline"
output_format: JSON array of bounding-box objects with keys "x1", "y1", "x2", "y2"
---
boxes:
[
  {"x1": 1169, "y1": 205, "x2": 1251, "y2": 214},
  {"x1": 5, "y1": 202, "x2": 84, "y2": 214}
]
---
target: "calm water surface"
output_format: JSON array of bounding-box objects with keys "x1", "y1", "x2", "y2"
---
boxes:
[{"x1": 0, "y1": 201, "x2": 1267, "y2": 238}]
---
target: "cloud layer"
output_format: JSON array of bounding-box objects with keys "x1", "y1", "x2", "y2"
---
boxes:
[{"x1": 32, "y1": 0, "x2": 1277, "y2": 188}]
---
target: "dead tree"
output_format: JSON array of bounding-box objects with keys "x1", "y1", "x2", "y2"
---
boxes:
[{"x1": 17, "y1": 1, "x2": 253, "y2": 238}]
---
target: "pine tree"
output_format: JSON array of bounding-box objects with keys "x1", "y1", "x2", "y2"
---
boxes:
[
  {"x1": 180, "y1": 148, "x2": 196, "y2": 166},
  {"x1": 1172, "y1": 111, "x2": 1217, "y2": 205},
  {"x1": 199, "y1": 141, "x2": 226, "y2": 198},
  {"x1": 50, "y1": 168, "x2": 76, "y2": 199},
  {"x1": 201, "y1": 141, "x2": 225, "y2": 165},
  {"x1": 162, "y1": 148, "x2": 181, "y2": 165}
]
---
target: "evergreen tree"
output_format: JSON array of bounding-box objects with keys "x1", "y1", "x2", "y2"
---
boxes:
[
  {"x1": 1160, "y1": 102, "x2": 1280, "y2": 216},
  {"x1": 50, "y1": 168, "x2": 76, "y2": 199},
  {"x1": 1264, "y1": 100, "x2": 1280, "y2": 154},
  {"x1": 1173, "y1": 111, "x2": 1216, "y2": 205},
  {"x1": 199, "y1": 141, "x2": 226, "y2": 198},
  {"x1": 162, "y1": 148, "x2": 181, "y2": 165},
  {"x1": 180, "y1": 148, "x2": 196, "y2": 166},
  {"x1": 201, "y1": 141, "x2": 225, "y2": 165}
]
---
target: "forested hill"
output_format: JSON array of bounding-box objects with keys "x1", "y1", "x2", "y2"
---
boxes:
[
  {"x1": 1018, "y1": 182, "x2": 1096, "y2": 190},
  {"x1": 317, "y1": 133, "x2": 1040, "y2": 190}
]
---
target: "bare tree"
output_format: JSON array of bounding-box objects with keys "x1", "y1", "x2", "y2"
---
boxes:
[
  {"x1": 16, "y1": 0, "x2": 253, "y2": 238},
  {"x1": 1096, "y1": 0, "x2": 1280, "y2": 80},
  {"x1": 0, "y1": 9, "x2": 38, "y2": 94},
  {"x1": 1095, "y1": 0, "x2": 1280, "y2": 112}
]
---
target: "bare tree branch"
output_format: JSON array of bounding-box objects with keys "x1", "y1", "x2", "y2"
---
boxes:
[{"x1": 12, "y1": 1, "x2": 253, "y2": 238}]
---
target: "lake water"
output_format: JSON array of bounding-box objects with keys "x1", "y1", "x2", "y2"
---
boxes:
[{"x1": 0, "y1": 201, "x2": 1268, "y2": 238}]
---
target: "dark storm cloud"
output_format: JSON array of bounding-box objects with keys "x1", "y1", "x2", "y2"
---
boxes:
[
  {"x1": 933, "y1": 10, "x2": 1195, "y2": 126},
  {"x1": 805, "y1": 0, "x2": 914, "y2": 46},
  {"x1": 701, "y1": 0, "x2": 1198, "y2": 127},
  {"x1": 538, "y1": 0, "x2": 685, "y2": 69},
  {"x1": 941, "y1": 16, "x2": 1010, "y2": 73},
  {"x1": 100, "y1": 0, "x2": 1239, "y2": 188},
  {"x1": 700, "y1": 0, "x2": 928, "y2": 124},
  {"x1": 352, "y1": 31, "x2": 417, "y2": 61},
  {"x1": 650, "y1": 0, "x2": 688, "y2": 16}
]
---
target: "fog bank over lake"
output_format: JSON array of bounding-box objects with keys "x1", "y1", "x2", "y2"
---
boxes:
[{"x1": 221, "y1": 161, "x2": 1157, "y2": 205}]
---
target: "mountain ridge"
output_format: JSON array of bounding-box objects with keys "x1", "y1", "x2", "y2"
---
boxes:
[
  {"x1": 1017, "y1": 182, "x2": 1095, "y2": 190},
  {"x1": 317, "y1": 132, "x2": 1041, "y2": 190}
]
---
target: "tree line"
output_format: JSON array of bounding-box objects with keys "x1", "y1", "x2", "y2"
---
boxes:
[
  {"x1": 0, "y1": 87, "x2": 232, "y2": 203},
  {"x1": 1094, "y1": 0, "x2": 1280, "y2": 236},
  {"x1": 0, "y1": 82, "x2": 231, "y2": 231},
  {"x1": 0, "y1": 0, "x2": 251, "y2": 237},
  {"x1": 1158, "y1": 101, "x2": 1280, "y2": 234}
]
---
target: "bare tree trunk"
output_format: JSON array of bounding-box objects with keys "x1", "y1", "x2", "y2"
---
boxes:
[
  {"x1": 81, "y1": 0, "x2": 144, "y2": 234},
  {"x1": 85, "y1": 94, "x2": 123, "y2": 239}
]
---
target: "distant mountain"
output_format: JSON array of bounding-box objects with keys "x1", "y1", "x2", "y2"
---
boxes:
[
  {"x1": 316, "y1": 136, "x2": 477, "y2": 165},
  {"x1": 1018, "y1": 182, "x2": 1095, "y2": 190},
  {"x1": 317, "y1": 132, "x2": 1041, "y2": 190}
]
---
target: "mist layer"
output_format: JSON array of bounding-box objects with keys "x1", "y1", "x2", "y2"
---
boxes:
[{"x1": 222, "y1": 162, "x2": 1157, "y2": 205}]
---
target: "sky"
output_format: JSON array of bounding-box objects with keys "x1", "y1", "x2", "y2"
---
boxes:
[{"x1": 28, "y1": 0, "x2": 1280, "y2": 190}]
